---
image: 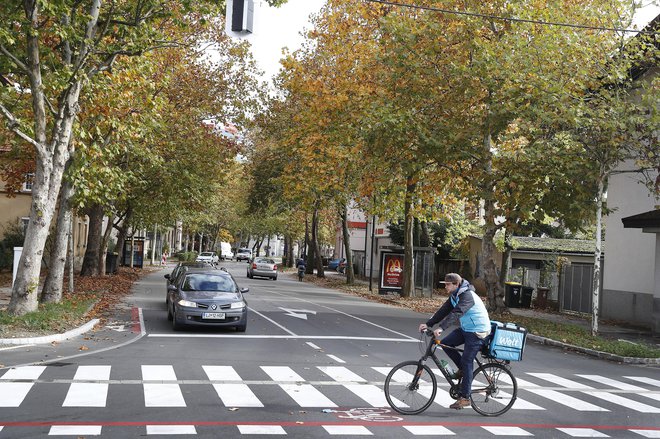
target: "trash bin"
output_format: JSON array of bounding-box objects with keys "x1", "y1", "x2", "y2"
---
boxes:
[
  {"x1": 105, "y1": 252, "x2": 118, "y2": 274},
  {"x1": 521, "y1": 286, "x2": 534, "y2": 308},
  {"x1": 505, "y1": 282, "x2": 522, "y2": 308}
]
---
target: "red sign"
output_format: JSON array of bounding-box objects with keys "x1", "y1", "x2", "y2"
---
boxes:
[{"x1": 381, "y1": 253, "x2": 404, "y2": 289}]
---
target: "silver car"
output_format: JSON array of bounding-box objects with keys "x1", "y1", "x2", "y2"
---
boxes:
[
  {"x1": 247, "y1": 257, "x2": 278, "y2": 280},
  {"x1": 167, "y1": 268, "x2": 249, "y2": 331}
]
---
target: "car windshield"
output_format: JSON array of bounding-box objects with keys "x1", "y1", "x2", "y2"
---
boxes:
[
  {"x1": 182, "y1": 274, "x2": 235, "y2": 292},
  {"x1": 199, "y1": 252, "x2": 213, "y2": 257},
  {"x1": 255, "y1": 258, "x2": 275, "y2": 264}
]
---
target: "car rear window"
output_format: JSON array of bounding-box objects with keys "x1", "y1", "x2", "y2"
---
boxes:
[
  {"x1": 183, "y1": 274, "x2": 235, "y2": 292},
  {"x1": 256, "y1": 258, "x2": 275, "y2": 264}
]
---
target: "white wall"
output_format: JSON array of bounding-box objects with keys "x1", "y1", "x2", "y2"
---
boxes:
[{"x1": 603, "y1": 159, "x2": 657, "y2": 294}]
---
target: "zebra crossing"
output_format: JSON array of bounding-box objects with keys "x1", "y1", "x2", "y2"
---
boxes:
[{"x1": 1, "y1": 364, "x2": 659, "y2": 437}]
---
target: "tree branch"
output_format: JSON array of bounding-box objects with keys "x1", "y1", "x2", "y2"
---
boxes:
[
  {"x1": 0, "y1": 45, "x2": 29, "y2": 74},
  {"x1": 0, "y1": 103, "x2": 44, "y2": 151}
]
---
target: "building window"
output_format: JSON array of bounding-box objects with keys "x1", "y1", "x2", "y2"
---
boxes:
[{"x1": 22, "y1": 173, "x2": 34, "y2": 192}]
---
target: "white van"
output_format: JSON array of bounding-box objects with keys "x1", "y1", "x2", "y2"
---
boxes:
[{"x1": 219, "y1": 242, "x2": 234, "y2": 260}]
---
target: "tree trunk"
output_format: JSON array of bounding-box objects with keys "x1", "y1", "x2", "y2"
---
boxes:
[
  {"x1": 340, "y1": 204, "x2": 354, "y2": 284},
  {"x1": 311, "y1": 207, "x2": 325, "y2": 277},
  {"x1": 420, "y1": 220, "x2": 430, "y2": 248},
  {"x1": 592, "y1": 172, "x2": 606, "y2": 336},
  {"x1": 286, "y1": 235, "x2": 294, "y2": 267},
  {"x1": 499, "y1": 226, "x2": 512, "y2": 286},
  {"x1": 483, "y1": 199, "x2": 506, "y2": 312},
  {"x1": 98, "y1": 213, "x2": 115, "y2": 275},
  {"x1": 402, "y1": 175, "x2": 416, "y2": 298},
  {"x1": 80, "y1": 204, "x2": 104, "y2": 276},
  {"x1": 41, "y1": 173, "x2": 75, "y2": 303}
]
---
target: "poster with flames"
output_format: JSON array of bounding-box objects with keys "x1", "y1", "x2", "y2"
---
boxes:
[{"x1": 379, "y1": 252, "x2": 404, "y2": 294}]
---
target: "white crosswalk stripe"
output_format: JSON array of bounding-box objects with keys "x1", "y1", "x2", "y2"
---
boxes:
[
  {"x1": 515, "y1": 377, "x2": 608, "y2": 411},
  {"x1": 578, "y1": 375, "x2": 660, "y2": 403},
  {"x1": 0, "y1": 364, "x2": 659, "y2": 422},
  {"x1": 48, "y1": 425, "x2": 102, "y2": 436},
  {"x1": 319, "y1": 366, "x2": 399, "y2": 407},
  {"x1": 261, "y1": 366, "x2": 337, "y2": 407},
  {"x1": 482, "y1": 426, "x2": 533, "y2": 436},
  {"x1": 556, "y1": 427, "x2": 609, "y2": 437},
  {"x1": 142, "y1": 365, "x2": 186, "y2": 407},
  {"x1": 63, "y1": 365, "x2": 111, "y2": 407},
  {"x1": 203, "y1": 365, "x2": 263, "y2": 407},
  {"x1": 529, "y1": 373, "x2": 660, "y2": 413},
  {"x1": 0, "y1": 366, "x2": 46, "y2": 407}
]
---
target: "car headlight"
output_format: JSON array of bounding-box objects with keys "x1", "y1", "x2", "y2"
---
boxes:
[
  {"x1": 230, "y1": 301, "x2": 246, "y2": 309},
  {"x1": 177, "y1": 299, "x2": 197, "y2": 308}
]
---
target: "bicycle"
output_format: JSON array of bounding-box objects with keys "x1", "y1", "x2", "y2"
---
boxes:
[{"x1": 383, "y1": 328, "x2": 518, "y2": 417}]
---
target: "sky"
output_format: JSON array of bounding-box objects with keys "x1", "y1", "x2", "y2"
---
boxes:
[{"x1": 227, "y1": 0, "x2": 659, "y2": 83}]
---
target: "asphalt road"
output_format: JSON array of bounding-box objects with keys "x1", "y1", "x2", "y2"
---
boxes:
[{"x1": 1, "y1": 262, "x2": 659, "y2": 438}]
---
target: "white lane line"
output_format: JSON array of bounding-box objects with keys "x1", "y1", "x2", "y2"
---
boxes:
[
  {"x1": 138, "y1": 307, "x2": 146, "y2": 336},
  {"x1": 49, "y1": 425, "x2": 102, "y2": 435},
  {"x1": 323, "y1": 425, "x2": 373, "y2": 435},
  {"x1": 0, "y1": 366, "x2": 46, "y2": 407},
  {"x1": 146, "y1": 425, "x2": 197, "y2": 435},
  {"x1": 148, "y1": 334, "x2": 417, "y2": 342},
  {"x1": 320, "y1": 366, "x2": 402, "y2": 408},
  {"x1": 404, "y1": 425, "x2": 455, "y2": 435},
  {"x1": 515, "y1": 377, "x2": 607, "y2": 411},
  {"x1": 326, "y1": 354, "x2": 346, "y2": 364},
  {"x1": 63, "y1": 365, "x2": 111, "y2": 407},
  {"x1": 261, "y1": 366, "x2": 336, "y2": 407},
  {"x1": 556, "y1": 427, "x2": 609, "y2": 437},
  {"x1": 578, "y1": 375, "x2": 660, "y2": 403},
  {"x1": 306, "y1": 342, "x2": 322, "y2": 350},
  {"x1": 142, "y1": 365, "x2": 186, "y2": 407},
  {"x1": 237, "y1": 425, "x2": 287, "y2": 435},
  {"x1": 482, "y1": 426, "x2": 533, "y2": 436},
  {"x1": 203, "y1": 366, "x2": 263, "y2": 407},
  {"x1": 373, "y1": 366, "x2": 452, "y2": 407},
  {"x1": 248, "y1": 307, "x2": 297, "y2": 336},
  {"x1": 530, "y1": 373, "x2": 660, "y2": 413}
]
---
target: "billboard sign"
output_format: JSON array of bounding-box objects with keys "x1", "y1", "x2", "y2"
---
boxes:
[{"x1": 379, "y1": 252, "x2": 404, "y2": 294}]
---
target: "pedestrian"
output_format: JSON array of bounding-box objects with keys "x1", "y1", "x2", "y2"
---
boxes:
[
  {"x1": 296, "y1": 258, "x2": 306, "y2": 282},
  {"x1": 418, "y1": 273, "x2": 491, "y2": 410}
]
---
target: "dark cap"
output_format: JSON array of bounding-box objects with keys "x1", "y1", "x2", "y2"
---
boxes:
[{"x1": 444, "y1": 273, "x2": 462, "y2": 284}]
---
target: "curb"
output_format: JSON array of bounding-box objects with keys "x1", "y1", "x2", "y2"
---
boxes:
[
  {"x1": 527, "y1": 334, "x2": 660, "y2": 365},
  {"x1": 0, "y1": 319, "x2": 100, "y2": 346}
]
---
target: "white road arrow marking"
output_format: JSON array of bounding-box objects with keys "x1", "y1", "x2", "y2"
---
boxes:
[
  {"x1": 279, "y1": 308, "x2": 317, "y2": 320},
  {"x1": 105, "y1": 325, "x2": 127, "y2": 332}
]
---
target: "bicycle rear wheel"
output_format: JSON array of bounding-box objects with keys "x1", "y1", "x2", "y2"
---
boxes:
[
  {"x1": 384, "y1": 360, "x2": 437, "y2": 415},
  {"x1": 470, "y1": 363, "x2": 517, "y2": 416}
]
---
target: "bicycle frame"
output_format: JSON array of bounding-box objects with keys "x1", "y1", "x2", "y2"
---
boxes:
[{"x1": 416, "y1": 332, "x2": 484, "y2": 387}]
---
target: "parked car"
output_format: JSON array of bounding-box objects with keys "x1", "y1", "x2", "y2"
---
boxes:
[
  {"x1": 236, "y1": 248, "x2": 252, "y2": 262},
  {"x1": 247, "y1": 257, "x2": 278, "y2": 280},
  {"x1": 167, "y1": 267, "x2": 249, "y2": 332},
  {"x1": 164, "y1": 261, "x2": 209, "y2": 302},
  {"x1": 327, "y1": 258, "x2": 346, "y2": 271},
  {"x1": 196, "y1": 251, "x2": 219, "y2": 264}
]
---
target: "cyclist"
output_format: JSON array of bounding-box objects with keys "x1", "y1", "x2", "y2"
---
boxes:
[{"x1": 418, "y1": 273, "x2": 491, "y2": 410}]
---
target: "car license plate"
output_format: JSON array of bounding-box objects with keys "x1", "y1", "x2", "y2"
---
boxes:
[{"x1": 202, "y1": 312, "x2": 225, "y2": 319}]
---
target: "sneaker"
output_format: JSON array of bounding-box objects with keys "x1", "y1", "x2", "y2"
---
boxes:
[{"x1": 449, "y1": 397, "x2": 471, "y2": 410}]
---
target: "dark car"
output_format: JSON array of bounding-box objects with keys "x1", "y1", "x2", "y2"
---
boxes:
[
  {"x1": 167, "y1": 267, "x2": 249, "y2": 332},
  {"x1": 327, "y1": 258, "x2": 346, "y2": 271},
  {"x1": 164, "y1": 261, "x2": 209, "y2": 303}
]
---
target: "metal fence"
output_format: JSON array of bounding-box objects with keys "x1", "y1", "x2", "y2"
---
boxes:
[{"x1": 559, "y1": 263, "x2": 601, "y2": 314}]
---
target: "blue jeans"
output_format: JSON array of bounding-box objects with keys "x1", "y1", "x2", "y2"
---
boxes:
[{"x1": 441, "y1": 329, "x2": 485, "y2": 399}]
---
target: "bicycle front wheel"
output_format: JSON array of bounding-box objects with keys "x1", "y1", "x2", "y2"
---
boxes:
[
  {"x1": 384, "y1": 360, "x2": 437, "y2": 415},
  {"x1": 470, "y1": 363, "x2": 517, "y2": 416}
]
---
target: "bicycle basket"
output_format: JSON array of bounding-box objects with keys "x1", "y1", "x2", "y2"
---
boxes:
[{"x1": 485, "y1": 321, "x2": 527, "y2": 361}]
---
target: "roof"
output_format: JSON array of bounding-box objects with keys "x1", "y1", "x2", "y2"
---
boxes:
[
  {"x1": 622, "y1": 209, "x2": 660, "y2": 229},
  {"x1": 510, "y1": 236, "x2": 597, "y2": 254}
]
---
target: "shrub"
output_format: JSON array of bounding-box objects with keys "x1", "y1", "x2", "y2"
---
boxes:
[{"x1": 0, "y1": 223, "x2": 25, "y2": 270}]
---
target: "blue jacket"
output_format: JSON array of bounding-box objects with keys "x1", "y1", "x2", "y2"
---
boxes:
[{"x1": 426, "y1": 279, "x2": 491, "y2": 333}]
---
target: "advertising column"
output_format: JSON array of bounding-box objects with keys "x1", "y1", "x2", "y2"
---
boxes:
[{"x1": 379, "y1": 252, "x2": 404, "y2": 295}]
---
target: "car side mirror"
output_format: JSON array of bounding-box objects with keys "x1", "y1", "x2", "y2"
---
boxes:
[
  {"x1": 164, "y1": 274, "x2": 170, "y2": 279},
  {"x1": 240, "y1": 287, "x2": 249, "y2": 294}
]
